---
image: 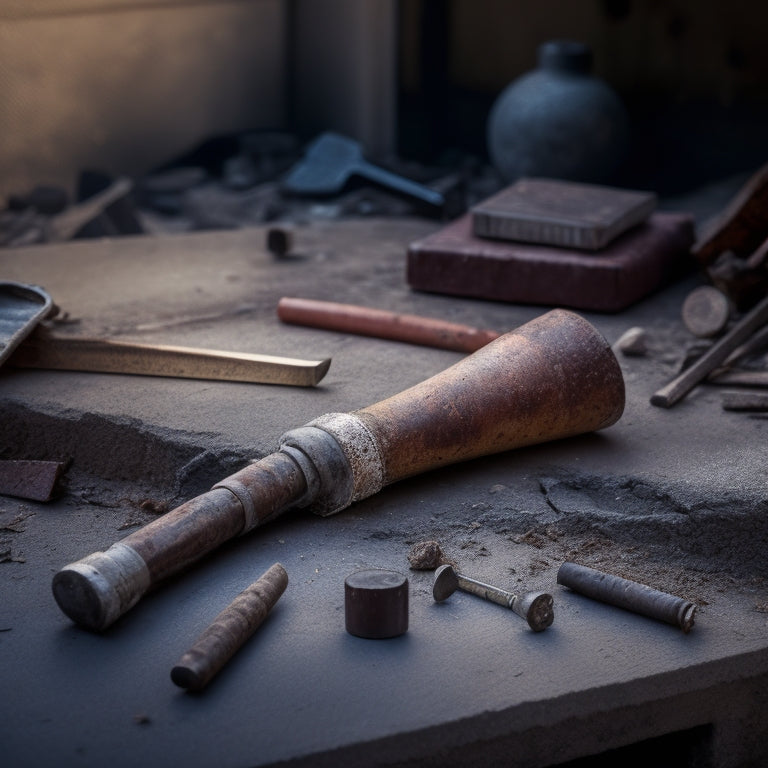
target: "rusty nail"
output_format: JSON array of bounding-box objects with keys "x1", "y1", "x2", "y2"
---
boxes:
[
  {"x1": 432, "y1": 563, "x2": 554, "y2": 632},
  {"x1": 557, "y1": 562, "x2": 696, "y2": 632},
  {"x1": 171, "y1": 562, "x2": 288, "y2": 691}
]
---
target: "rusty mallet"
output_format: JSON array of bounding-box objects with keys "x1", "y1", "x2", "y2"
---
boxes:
[
  {"x1": 51, "y1": 308, "x2": 624, "y2": 632},
  {"x1": 432, "y1": 564, "x2": 554, "y2": 632}
]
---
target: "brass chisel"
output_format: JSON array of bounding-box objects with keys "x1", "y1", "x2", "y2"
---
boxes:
[{"x1": 8, "y1": 329, "x2": 331, "y2": 387}]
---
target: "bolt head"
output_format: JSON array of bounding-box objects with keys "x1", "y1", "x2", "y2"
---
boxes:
[{"x1": 517, "y1": 591, "x2": 554, "y2": 632}]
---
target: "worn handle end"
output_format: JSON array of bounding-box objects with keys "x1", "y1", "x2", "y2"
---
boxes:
[{"x1": 52, "y1": 543, "x2": 151, "y2": 632}]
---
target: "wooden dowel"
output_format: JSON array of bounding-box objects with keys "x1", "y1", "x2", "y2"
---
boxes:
[{"x1": 651, "y1": 294, "x2": 768, "y2": 407}]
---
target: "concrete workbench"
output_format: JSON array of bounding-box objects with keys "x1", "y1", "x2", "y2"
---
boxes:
[{"x1": 1, "y1": 201, "x2": 767, "y2": 766}]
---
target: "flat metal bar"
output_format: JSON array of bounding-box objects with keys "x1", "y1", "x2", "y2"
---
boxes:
[{"x1": 8, "y1": 332, "x2": 331, "y2": 387}]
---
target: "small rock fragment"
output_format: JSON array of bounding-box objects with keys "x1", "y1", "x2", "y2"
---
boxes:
[
  {"x1": 614, "y1": 326, "x2": 647, "y2": 357},
  {"x1": 407, "y1": 540, "x2": 453, "y2": 570}
]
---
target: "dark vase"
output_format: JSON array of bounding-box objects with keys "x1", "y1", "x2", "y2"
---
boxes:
[{"x1": 487, "y1": 40, "x2": 630, "y2": 184}]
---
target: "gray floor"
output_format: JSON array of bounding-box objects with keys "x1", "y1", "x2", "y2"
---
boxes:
[{"x1": 1, "y1": 196, "x2": 767, "y2": 766}]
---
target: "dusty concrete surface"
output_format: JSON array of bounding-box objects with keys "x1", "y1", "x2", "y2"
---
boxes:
[{"x1": 1, "y1": 204, "x2": 767, "y2": 767}]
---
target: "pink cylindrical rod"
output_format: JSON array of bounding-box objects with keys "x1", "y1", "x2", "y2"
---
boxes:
[
  {"x1": 277, "y1": 296, "x2": 500, "y2": 353},
  {"x1": 171, "y1": 562, "x2": 288, "y2": 691}
]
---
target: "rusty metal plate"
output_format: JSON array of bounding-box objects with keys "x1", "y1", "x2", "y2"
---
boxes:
[
  {"x1": 0, "y1": 459, "x2": 65, "y2": 502},
  {"x1": 0, "y1": 281, "x2": 53, "y2": 367}
]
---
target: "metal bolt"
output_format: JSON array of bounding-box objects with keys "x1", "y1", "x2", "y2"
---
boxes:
[{"x1": 432, "y1": 563, "x2": 554, "y2": 632}]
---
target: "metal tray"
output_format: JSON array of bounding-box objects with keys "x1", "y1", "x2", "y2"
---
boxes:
[{"x1": 0, "y1": 281, "x2": 54, "y2": 367}]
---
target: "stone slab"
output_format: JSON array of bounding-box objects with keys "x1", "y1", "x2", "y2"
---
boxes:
[{"x1": 0, "y1": 215, "x2": 766, "y2": 767}]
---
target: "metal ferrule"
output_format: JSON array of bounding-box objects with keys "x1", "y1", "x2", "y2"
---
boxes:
[
  {"x1": 278, "y1": 424, "x2": 355, "y2": 516},
  {"x1": 306, "y1": 412, "x2": 385, "y2": 503},
  {"x1": 278, "y1": 413, "x2": 385, "y2": 517},
  {"x1": 212, "y1": 474, "x2": 259, "y2": 532}
]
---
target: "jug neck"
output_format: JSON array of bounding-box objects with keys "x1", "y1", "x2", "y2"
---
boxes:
[{"x1": 537, "y1": 40, "x2": 593, "y2": 75}]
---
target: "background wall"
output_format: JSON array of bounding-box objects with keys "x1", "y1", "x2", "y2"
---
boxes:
[
  {"x1": 2, "y1": 0, "x2": 767, "y2": 201},
  {"x1": 399, "y1": 0, "x2": 768, "y2": 192},
  {"x1": 0, "y1": 0, "x2": 288, "y2": 199}
]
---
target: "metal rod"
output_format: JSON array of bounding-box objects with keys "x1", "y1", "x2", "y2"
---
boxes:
[
  {"x1": 709, "y1": 370, "x2": 768, "y2": 389},
  {"x1": 171, "y1": 562, "x2": 288, "y2": 692},
  {"x1": 557, "y1": 562, "x2": 696, "y2": 632},
  {"x1": 721, "y1": 390, "x2": 768, "y2": 411},
  {"x1": 651, "y1": 294, "x2": 768, "y2": 407}
]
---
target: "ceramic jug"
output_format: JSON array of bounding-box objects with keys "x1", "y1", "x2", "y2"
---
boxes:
[{"x1": 487, "y1": 40, "x2": 630, "y2": 184}]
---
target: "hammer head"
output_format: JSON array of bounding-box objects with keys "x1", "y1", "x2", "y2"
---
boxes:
[
  {"x1": 281, "y1": 132, "x2": 362, "y2": 196},
  {"x1": 432, "y1": 563, "x2": 459, "y2": 602}
]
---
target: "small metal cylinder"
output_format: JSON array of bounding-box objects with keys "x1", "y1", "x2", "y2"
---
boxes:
[
  {"x1": 557, "y1": 562, "x2": 696, "y2": 632},
  {"x1": 171, "y1": 562, "x2": 288, "y2": 691},
  {"x1": 345, "y1": 569, "x2": 408, "y2": 639}
]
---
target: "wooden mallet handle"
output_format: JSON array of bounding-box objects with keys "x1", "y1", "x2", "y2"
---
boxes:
[{"x1": 52, "y1": 309, "x2": 624, "y2": 631}]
